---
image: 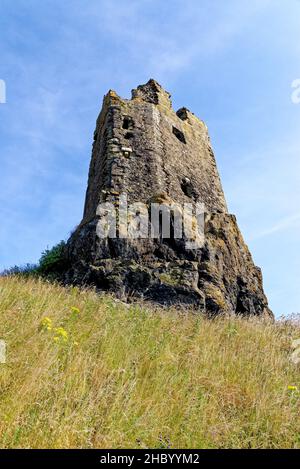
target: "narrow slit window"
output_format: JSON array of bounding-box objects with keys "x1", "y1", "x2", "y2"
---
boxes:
[{"x1": 172, "y1": 126, "x2": 186, "y2": 144}]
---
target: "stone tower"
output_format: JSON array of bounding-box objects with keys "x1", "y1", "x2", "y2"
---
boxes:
[{"x1": 66, "y1": 79, "x2": 272, "y2": 317}]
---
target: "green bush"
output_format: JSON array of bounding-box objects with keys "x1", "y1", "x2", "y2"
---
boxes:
[
  {"x1": 38, "y1": 241, "x2": 67, "y2": 276},
  {"x1": 1, "y1": 263, "x2": 38, "y2": 277},
  {"x1": 1, "y1": 241, "x2": 68, "y2": 280}
]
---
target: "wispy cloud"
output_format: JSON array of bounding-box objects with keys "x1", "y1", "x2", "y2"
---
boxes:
[
  {"x1": 82, "y1": 0, "x2": 274, "y2": 82},
  {"x1": 251, "y1": 213, "x2": 300, "y2": 240}
]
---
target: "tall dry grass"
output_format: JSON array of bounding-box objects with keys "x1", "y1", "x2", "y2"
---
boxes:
[{"x1": 0, "y1": 276, "x2": 299, "y2": 448}]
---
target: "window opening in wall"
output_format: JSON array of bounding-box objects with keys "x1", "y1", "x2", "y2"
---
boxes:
[{"x1": 172, "y1": 126, "x2": 186, "y2": 144}]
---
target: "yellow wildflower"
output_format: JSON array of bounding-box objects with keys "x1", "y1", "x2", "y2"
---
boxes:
[
  {"x1": 288, "y1": 385, "x2": 298, "y2": 391},
  {"x1": 54, "y1": 327, "x2": 68, "y2": 342},
  {"x1": 40, "y1": 317, "x2": 52, "y2": 331},
  {"x1": 71, "y1": 306, "x2": 80, "y2": 315}
]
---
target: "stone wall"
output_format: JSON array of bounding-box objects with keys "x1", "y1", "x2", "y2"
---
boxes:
[{"x1": 83, "y1": 79, "x2": 227, "y2": 223}]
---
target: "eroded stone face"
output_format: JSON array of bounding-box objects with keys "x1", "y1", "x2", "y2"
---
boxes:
[{"x1": 65, "y1": 79, "x2": 272, "y2": 317}]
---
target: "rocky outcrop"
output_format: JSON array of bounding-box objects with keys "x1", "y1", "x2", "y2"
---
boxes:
[{"x1": 65, "y1": 79, "x2": 272, "y2": 317}]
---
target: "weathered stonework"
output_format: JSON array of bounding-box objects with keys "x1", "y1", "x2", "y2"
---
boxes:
[{"x1": 65, "y1": 79, "x2": 272, "y2": 317}]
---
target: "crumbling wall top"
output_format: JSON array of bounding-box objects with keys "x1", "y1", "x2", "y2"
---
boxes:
[{"x1": 131, "y1": 78, "x2": 172, "y2": 108}]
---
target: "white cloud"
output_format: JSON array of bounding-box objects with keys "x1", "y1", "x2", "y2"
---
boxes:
[
  {"x1": 79, "y1": 0, "x2": 274, "y2": 81},
  {"x1": 252, "y1": 212, "x2": 300, "y2": 240}
]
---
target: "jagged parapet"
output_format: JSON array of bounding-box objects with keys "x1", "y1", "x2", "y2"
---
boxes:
[{"x1": 66, "y1": 80, "x2": 272, "y2": 318}]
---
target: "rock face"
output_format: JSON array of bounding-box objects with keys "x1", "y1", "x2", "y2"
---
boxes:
[{"x1": 65, "y1": 79, "x2": 272, "y2": 317}]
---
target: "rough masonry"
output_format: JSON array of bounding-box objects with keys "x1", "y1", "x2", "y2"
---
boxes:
[{"x1": 65, "y1": 79, "x2": 272, "y2": 317}]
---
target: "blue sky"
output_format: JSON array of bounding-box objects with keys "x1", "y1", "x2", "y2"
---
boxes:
[{"x1": 0, "y1": 0, "x2": 300, "y2": 316}]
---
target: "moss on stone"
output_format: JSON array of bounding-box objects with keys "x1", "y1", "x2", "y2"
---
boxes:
[
  {"x1": 158, "y1": 272, "x2": 180, "y2": 287},
  {"x1": 205, "y1": 284, "x2": 226, "y2": 310}
]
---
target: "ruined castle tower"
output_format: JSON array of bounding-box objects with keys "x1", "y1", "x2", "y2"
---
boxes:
[{"x1": 66, "y1": 79, "x2": 272, "y2": 317}]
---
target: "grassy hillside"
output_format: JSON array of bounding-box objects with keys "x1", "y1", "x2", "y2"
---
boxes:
[{"x1": 0, "y1": 276, "x2": 299, "y2": 449}]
